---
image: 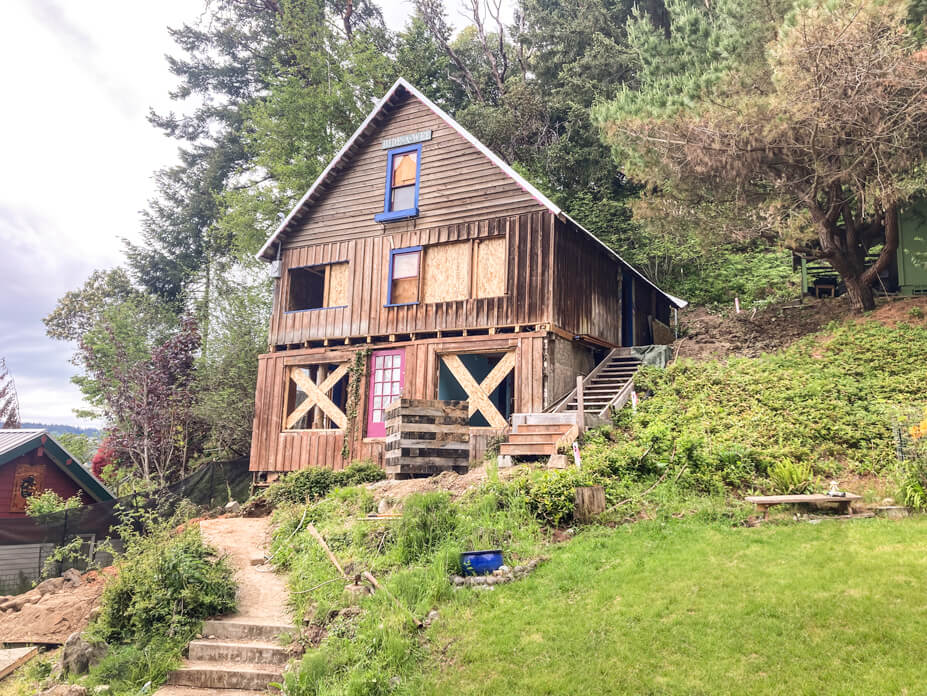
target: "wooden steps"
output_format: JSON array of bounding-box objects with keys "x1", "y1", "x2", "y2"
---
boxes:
[
  {"x1": 498, "y1": 416, "x2": 574, "y2": 458},
  {"x1": 555, "y1": 350, "x2": 641, "y2": 418}
]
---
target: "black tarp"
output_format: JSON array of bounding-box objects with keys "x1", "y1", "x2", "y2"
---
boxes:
[{"x1": 0, "y1": 458, "x2": 251, "y2": 546}]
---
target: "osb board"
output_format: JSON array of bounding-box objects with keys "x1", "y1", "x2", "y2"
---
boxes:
[
  {"x1": 0, "y1": 646, "x2": 37, "y2": 681},
  {"x1": 423, "y1": 240, "x2": 470, "y2": 303},
  {"x1": 327, "y1": 262, "x2": 349, "y2": 307},
  {"x1": 476, "y1": 235, "x2": 506, "y2": 298}
]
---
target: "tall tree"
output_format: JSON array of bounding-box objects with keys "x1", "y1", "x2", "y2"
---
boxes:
[
  {"x1": 0, "y1": 358, "x2": 21, "y2": 429},
  {"x1": 83, "y1": 317, "x2": 202, "y2": 485},
  {"x1": 596, "y1": 0, "x2": 927, "y2": 311}
]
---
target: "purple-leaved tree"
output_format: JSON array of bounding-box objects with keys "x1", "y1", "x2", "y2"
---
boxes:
[{"x1": 82, "y1": 317, "x2": 201, "y2": 485}]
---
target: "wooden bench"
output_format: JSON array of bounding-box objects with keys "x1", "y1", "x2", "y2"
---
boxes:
[{"x1": 745, "y1": 494, "x2": 862, "y2": 520}]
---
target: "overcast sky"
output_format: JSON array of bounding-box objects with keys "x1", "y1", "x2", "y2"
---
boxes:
[{"x1": 0, "y1": 0, "x2": 502, "y2": 427}]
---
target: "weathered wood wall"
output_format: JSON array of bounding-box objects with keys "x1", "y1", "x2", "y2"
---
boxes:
[
  {"x1": 269, "y1": 212, "x2": 555, "y2": 347},
  {"x1": 250, "y1": 333, "x2": 548, "y2": 473},
  {"x1": 283, "y1": 95, "x2": 546, "y2": 248},
  {"x1": 552, "y1": 218, "x2": 622, "y2": 346}
]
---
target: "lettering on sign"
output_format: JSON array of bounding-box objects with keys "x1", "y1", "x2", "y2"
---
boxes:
[{"x1": 382, "y1": 130, "x2": 432, "y2": 149}]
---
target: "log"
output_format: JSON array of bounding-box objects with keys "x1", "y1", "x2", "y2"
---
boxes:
[{"x1": 574, "y1": 486, "x2": 605, "y2": 523}]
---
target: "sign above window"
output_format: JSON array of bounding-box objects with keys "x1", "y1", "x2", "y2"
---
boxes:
[{"x1": 381, "y1": 130, "x2": 432, "y2": 149}]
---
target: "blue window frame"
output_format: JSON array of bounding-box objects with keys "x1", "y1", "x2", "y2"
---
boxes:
[
  {"x1": 375, "y1": 144, "x2": 422, "y2": 223},
  {"x1": 386, "y1": 246, "x2": 422, "y2": 306}
]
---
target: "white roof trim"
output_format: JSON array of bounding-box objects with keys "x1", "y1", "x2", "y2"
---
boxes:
[{"x1": 256, "y1": 77, "x2": 686, "y2": 309}]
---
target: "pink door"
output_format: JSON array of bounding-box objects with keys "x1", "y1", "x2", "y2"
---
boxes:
[{"x1": 367, "y1": 349, "x2": 405, "y2": 438}]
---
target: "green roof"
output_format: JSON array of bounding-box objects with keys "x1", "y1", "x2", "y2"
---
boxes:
[{"x1": 0, "y1": 429, "x2": 114, "y2": 503}]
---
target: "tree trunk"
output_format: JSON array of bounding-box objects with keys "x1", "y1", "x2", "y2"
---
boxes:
[{"x1": 842, "y1": 272, "x2": 876, "y2": 312}]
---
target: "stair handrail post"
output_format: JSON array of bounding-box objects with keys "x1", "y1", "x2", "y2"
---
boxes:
[{"x1": 575, "y1": 375, "x2": 585, "y2": 433}]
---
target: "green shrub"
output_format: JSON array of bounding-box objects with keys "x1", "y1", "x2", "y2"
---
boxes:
[
  {"x1": 898, "y1": 459, "x2": 927, "y2": 509},
  {"x1": 263, "y1": 461, "x2": 385, "y2": 506},
  {"x1": 396, "y1": 492, "x2": 459, "y2": 564},
  {"x1": 768, "y1": 459, "x2": 814, "y2": 495},
  {"x1": 25, "y1": 490, "x2": 82, "y2": 517},
  {"x1": 94, "y1": 524, "x2": 237, "y2": 644}
]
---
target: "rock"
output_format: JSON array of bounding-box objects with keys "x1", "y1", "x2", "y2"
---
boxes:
[
  {"x1": 39, "y1": 686, "x2": 88, "y2": 696},
  {"x1": 0, "y1": 595, "x2": 28, "y2": 612},
  {"x1": 377, "y1": 498, "x2": 392, "y2": 515},
  {"x1": 452, "y1": 575, "x2": 465, "y2": 586},
  {"x1": 547, "y1": 454, "x2": 569, "y2": 470},
  {"x1": 882, "y1": 497, "x2": 896, "y2": 505},
  {"x1": 497, "y1": 455, "x2": 514, "y2": 469},
  {"x1": 87, "y1": 606, "x2": 102, "y2": 623},
  {"x1": 224, "y1": 500, "x2": 241, "y2": 515},
  {"x1": 34, "y1": 577, "x2": 66, "y2": 596},
  {"x1": 344, "y1": 583, "x2": 371, "y2": 599},
  {"x1": 60, "y1": 632, "x2": 108, "y2": 676},
  {"x1": 62, "y1": 568, "x2": 84, "y2": 587},
  {"x1": 93, "y1": 686, "x2": 111, "y2": 695},
  {"x1": 423, "y1": 610, "x2": 439, "y2": 627}
]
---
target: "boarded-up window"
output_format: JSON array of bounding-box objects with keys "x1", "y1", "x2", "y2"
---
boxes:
[
  {"x1": 389, "y1": 248, "x2": 421, "y2": 305},
  {"x1": 287, "y1": 262, "x2": 349, "y2": 311},
  {"x1": 423, "y1": 241, "x2": 471, "y2": 303},
  {"x1": 474, "y1": 236, "x2": 506, "y2": 297}
]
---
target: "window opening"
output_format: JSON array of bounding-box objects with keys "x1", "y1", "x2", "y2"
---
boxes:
[
  {"x1": 375, "y1": 144, "x2": 421, "y2": 222},
  {"x1": 388, "y1": 247, "x2": 421, "y2": 305},
  {"x1": 284, "y1": 363, "x2": 349, "y2": 430},
  {"x1": 287, "y1": 262, "x2": 349, "y2": 312}
]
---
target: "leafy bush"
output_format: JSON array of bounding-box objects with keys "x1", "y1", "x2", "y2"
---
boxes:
[
  {"x1": 94, "y1": 524, "x2": 237, "y2": 643},
  {"x1": 768, "y1": 459, "x2": 814, "y2": 494},
  {"x1": 898, "y1": 460, "x2": 927, "y2": 510},
  {"x1": 396, "y1": 492, "x2": 459, "y2": 564},
  {"x1": 263, "y1": 461, "x2": 385, "y2": 506},
  {"x1": 25, "y1": 489, "x2": 82, "y2": 517}
]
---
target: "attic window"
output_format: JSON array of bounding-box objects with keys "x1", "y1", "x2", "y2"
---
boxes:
[
  {"x1": 287, "y1": 262, "x2": 349, "y2": 312},
  {"x1": 374, "y1": 144, "x2": 421, "y2": 223}
]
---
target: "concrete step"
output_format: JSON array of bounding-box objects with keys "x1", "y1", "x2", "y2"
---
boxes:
[
  {"x1": 202, "y1": 619, "x2": 292, "y2": 642},
  {"x1": 168, "y1": 662, "x2": 283, "y2": 691},
  {"x1": 500, "y1": 443, "x2": 556, "y2": 456},
  {"x1": 188, "y1": 639, "x2": 289, "y2": 665},
  {"x1": 511, "y1": 412, "x2": 577, "y2": 426}
]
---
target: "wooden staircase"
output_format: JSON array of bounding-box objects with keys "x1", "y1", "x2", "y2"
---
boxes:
[
  {"x1": 499, "y1": 413, "x2": 578, "y2": 458},
  {"x1": 497, "y1": 349, "x2": 642, "y2": 460},
  {"x1": 553, "y1": 349, "x2": 640, "y2": 422}
]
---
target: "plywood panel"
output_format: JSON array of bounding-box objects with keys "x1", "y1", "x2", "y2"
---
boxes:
[
  {"x1": 423, "y1": 240, "x2": 470, "y2": 303},
  {"x1": 327, "y1": 262, "x2": 349, "y2": 307},
  {"x1": 475, "y1": 235, "x2": 506, "y2": 298}
]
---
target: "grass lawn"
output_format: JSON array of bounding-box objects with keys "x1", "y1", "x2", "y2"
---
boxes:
[{"x1": 418, "y1": 517, "x2": 927, "y2": 696}]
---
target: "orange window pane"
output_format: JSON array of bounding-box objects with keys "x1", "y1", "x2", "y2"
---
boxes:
[{"x1": 392, "y1": 152, "x2": 418, "y2": 187}]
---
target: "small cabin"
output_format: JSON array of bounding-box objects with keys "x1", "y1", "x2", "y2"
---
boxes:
[
  {"x1": 249, "y1": 78, "x2": 685, "y2": 479},
  {"x1": 0, "y1": 429, "x2": 113, "y2": 518}
]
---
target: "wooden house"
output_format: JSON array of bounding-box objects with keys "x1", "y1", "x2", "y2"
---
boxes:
[
  {"x1": 0, "y1": 429, "x2": 113, "y2": 518},
  {"x1": 250, "y1": 78, "x2": 685, "y2": 478}
]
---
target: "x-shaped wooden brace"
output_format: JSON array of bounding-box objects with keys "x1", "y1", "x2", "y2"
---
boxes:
[
  {"x1": 440, "y1": 351, "x2": 515, "y2": 429},
  {"x1": 285, "y1": 363, "x2": 350, "y2": 430}
]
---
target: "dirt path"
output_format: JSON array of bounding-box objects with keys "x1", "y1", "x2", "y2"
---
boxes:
[{"x1": 199, "y1": 517, "x2": 289, "y2": 623}]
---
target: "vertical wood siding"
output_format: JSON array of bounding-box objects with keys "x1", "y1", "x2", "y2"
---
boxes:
[
  {"x1": 250, "y1": 333, "x2": 547, "y2": 472},
  {"x1": 552, "y1": 218, "x2": 622, "y2": 346},
  {"x1": 268, "y1": 212, "x2": 554, "y2": 346}
]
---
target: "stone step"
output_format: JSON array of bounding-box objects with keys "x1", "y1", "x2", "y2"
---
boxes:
[
  {"x1": 155, "y1": 687, "x2": 267, "y2": 696},
  {"x1": 188, "y1": 639, "x2": 290, "y2": 665},
  {"x1": 202, "y1": 619, "x2": 292, "y2": 642},
  {"x1": 168, "y1": 662, "x2": 283, "y2": 691}
]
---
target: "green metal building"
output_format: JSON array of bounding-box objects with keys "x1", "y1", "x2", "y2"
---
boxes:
[{"x1": 797, "y1": 200, "x2": 927, "y2": 297}]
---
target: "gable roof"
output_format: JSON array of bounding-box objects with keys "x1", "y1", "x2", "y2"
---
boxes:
[
  {"x1": 257, "y1": 77, "x2": 686, "y2": 310},
  {"x1": 0, "y1": 429, "x2": 114, "y2": 503}
]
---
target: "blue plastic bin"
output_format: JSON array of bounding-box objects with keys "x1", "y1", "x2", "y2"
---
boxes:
[{"x1": 460, "y1": 549, "x2": 503, "y2": 576}]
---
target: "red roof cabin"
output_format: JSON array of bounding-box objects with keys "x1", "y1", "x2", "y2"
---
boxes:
[{"x1": 0, "y1": 429, "x2": 113, "y2": 518}]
